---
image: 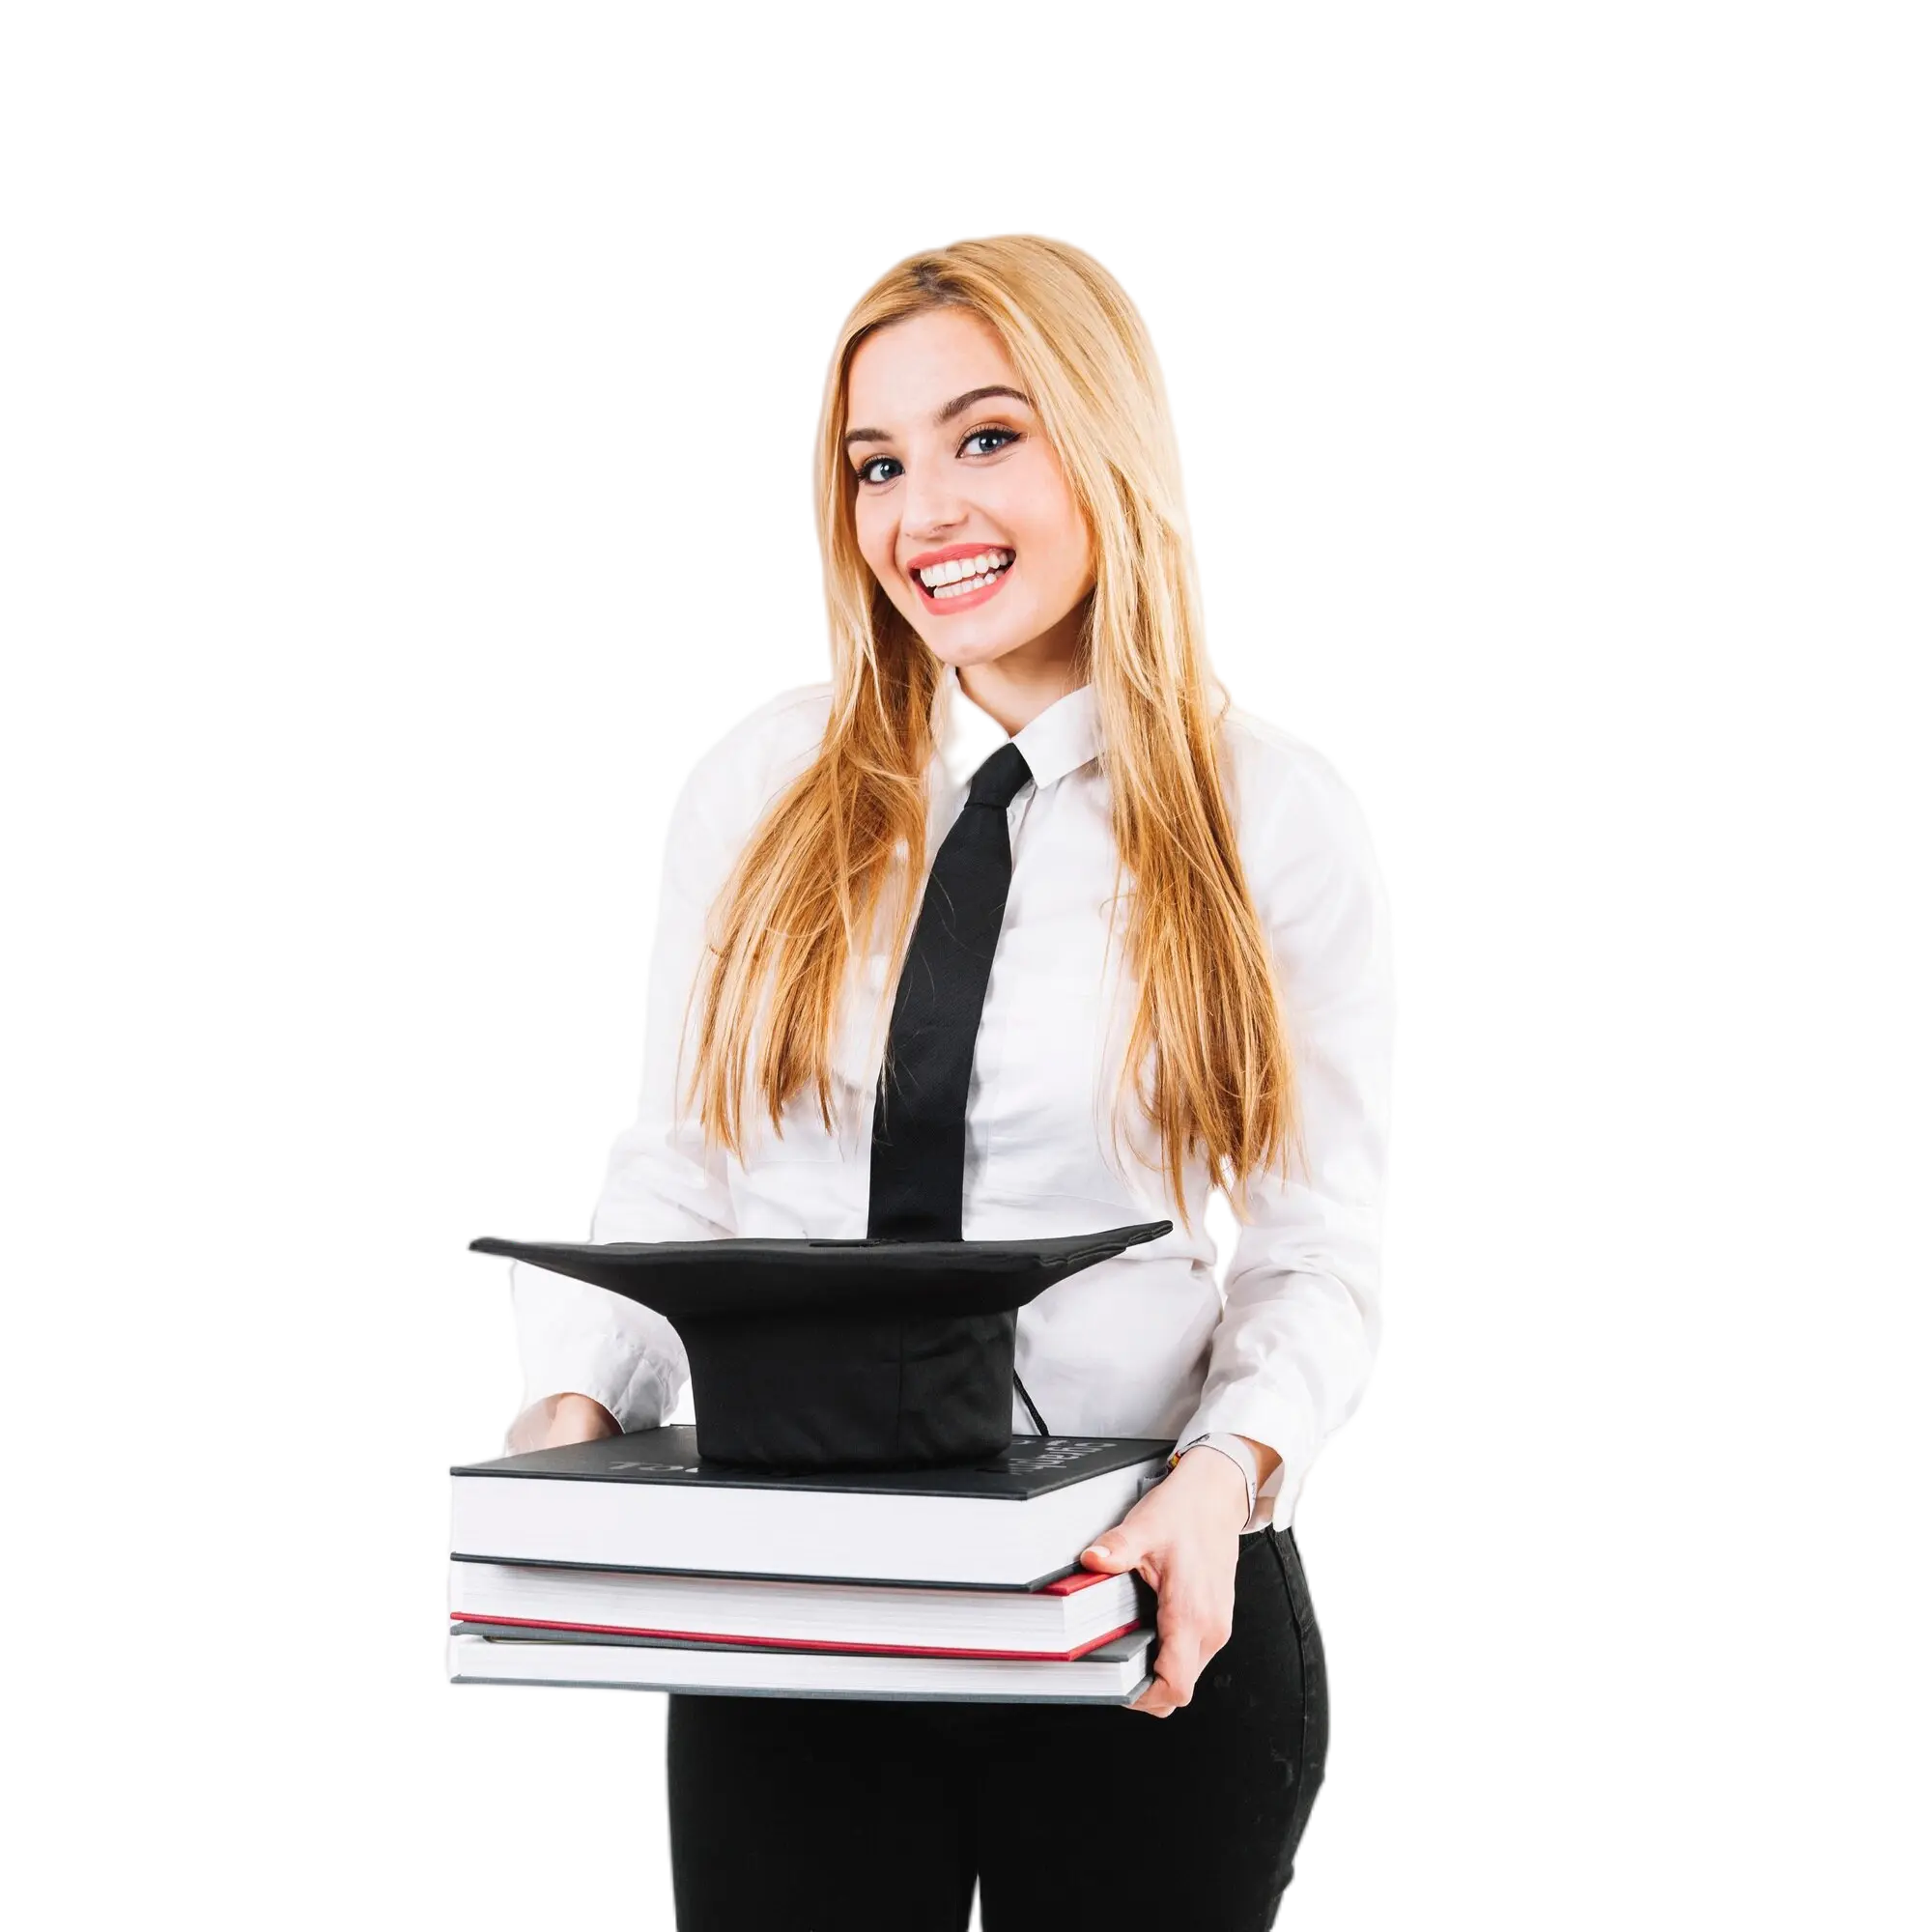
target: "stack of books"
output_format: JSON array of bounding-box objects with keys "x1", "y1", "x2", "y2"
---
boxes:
[{"x1": 447, "y1": 1426, "x2": 1173, "y2": 1704}]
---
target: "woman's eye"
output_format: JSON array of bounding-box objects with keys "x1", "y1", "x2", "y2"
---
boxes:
[{"x1": 853, "y1": 428, "x2": 1020, "y2": 488}]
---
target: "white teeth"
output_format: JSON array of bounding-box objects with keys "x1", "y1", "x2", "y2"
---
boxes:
[
  {"x1": 930, "y1": 567, "x2": 1007, "y2": 599},
  {"x1": 917, "y1": 549, "x2": 1011, "y2": 588}
]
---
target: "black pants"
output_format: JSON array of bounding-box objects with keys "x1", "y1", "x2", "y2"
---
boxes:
[{"x1": 665, "y1": 1524, "x2": 1327, "y2": 1931}]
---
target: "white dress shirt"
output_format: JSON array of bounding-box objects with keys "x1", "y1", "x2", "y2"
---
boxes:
[{"x1": 507, "y1": 664, "x2": 1396, "y2": 1534}]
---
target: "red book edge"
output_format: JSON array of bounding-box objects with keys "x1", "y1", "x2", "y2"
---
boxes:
[
  {"x1": 448, "y1": 1612, "x2": 1145, "y2": 1663},
  {"x1": 1037, "y1": 1568, "x2": 1117, "y2": 1596}
]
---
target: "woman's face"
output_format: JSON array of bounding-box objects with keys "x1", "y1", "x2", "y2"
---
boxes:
[{"x1": 844, "y1": 308, "x2": 1095, "y2": 679}]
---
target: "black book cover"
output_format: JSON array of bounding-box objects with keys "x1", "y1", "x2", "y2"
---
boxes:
[{"x1": 450, "y1": 1426, "x2": 1175, "y2": 1501}]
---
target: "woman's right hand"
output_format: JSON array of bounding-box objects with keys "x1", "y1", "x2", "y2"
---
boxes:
[{"x1": 505, "y1": 1391, "x2": 621, "y2": 1455}]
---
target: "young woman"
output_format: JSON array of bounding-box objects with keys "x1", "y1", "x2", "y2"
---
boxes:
[{"x1": 502, "y1": 234, "x2": 1395, "y2": 1930}]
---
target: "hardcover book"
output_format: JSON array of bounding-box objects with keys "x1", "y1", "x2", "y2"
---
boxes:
[
  {"x1": 448, "y1": 1557, "x2": 1152, "y2": 1660},
  {"x1": 449, "y1": 1426, "x2": 1175, "y2": 1589},
  {"x1": 447, "y1": 1625, "x2": 1156, "y2": 1704}
]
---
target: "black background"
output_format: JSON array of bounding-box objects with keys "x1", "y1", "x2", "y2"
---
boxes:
[{"x1": 423, "y1": 222, "x2": 1445, "y2": 1917}]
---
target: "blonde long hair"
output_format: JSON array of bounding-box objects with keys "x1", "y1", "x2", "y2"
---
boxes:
[{"x1": 684, "y1": 235, "x2": 1301, "y2": 1232}]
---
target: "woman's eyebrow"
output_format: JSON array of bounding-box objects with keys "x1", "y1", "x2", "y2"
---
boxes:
[{"x1": 843, "y1": 384, "x2": 1033, "y2": 450}]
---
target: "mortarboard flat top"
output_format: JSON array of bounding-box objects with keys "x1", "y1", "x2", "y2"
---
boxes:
[{"x1": 473, "y1": 1222, "x2": 1172, "y2": 1472}]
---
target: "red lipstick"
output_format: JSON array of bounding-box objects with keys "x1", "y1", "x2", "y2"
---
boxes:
[{"x1": 905, "y1": 541, "x2": 1010, "y2": 571}]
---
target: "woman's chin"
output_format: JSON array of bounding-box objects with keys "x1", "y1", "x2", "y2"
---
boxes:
[{"x1": 923, "y1": 627, "x2": 1035, "y2": 670}]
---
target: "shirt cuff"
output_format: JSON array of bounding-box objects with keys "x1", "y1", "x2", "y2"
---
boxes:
[
  {"x1": 509, "y1": 1330, "x2": 679, "y2": 1444},
  {"x1": 1171, "y1": 1392, "x2": 1318, "y2": 1534},
  {"x1": 508, "y1": 1256, "x2": 689, "y2": 1441}
]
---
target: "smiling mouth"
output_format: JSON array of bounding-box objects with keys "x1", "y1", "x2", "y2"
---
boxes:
[{"x1": 910, "y1": 548, "x2": 1016, "y2": 601}]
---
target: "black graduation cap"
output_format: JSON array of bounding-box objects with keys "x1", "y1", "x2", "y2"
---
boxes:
[
  {"x1": 478, "y1": 733, "x2": 1173, "y2": 1471},
  {"x1": 469, "y1": 1222, "x2": 1171, "y2": 1470}
]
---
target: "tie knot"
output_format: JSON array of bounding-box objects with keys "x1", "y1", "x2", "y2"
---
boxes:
[{"x1": 966, "y1": 741, "x2": 1033, "y2": 810}]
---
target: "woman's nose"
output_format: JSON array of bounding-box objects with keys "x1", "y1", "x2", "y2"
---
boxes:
[{"x1": 899, "y1": 469, "x2": 970, "y2": 539}]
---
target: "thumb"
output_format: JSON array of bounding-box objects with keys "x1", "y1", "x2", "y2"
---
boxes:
[{"x1": 1079, "y1": 1523, "x2": 1146, "y2": 1573}]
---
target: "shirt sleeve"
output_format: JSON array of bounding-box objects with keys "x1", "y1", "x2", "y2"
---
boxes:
[
  {"x1": 504, "y1": 738, "x2": 755, "y2": 1439},
  {"x1": 1171, "y1": 745, "x2": 1397, "y2": 1531}
]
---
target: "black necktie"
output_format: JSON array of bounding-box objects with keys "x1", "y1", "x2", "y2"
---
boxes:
[
  {"x1": 867, "y1": 737, "x2": 1052, "y2": 1435},
  {"x1": 867, "y1": 740, "x2": 1035, "y2": 1244}
]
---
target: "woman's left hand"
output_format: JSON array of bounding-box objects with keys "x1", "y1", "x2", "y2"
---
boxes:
[{"x1": 1077, "y1": 1446, "x2": 1253, "y2": 1718}]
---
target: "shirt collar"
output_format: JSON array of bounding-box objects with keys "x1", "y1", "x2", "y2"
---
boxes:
[{"x1": 932, "y1": 662, "x2": 1100, "y2": 794}]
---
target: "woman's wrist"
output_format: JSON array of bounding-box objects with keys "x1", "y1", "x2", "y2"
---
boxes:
[
  {"x1": 553, "y1": 1392, "x2": 617, "y2": 1427},
  {"x1": 1166, "y1": 1441, "x2": 1256, "y2": 1535}
]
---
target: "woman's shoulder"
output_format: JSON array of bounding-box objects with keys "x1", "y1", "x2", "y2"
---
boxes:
[
  {"x1": 671, "y1": 679, "x2": 836, "y2": 826},
  {"x1": 1216, "y1": 698, "x2": 1374, "y2": 845},
  {"x1": 695, "y1": 678, "x2": 836, "y2": 772},
  {"x1": 1221, "y1": 699, "x2": 1376, "y2": 827}
]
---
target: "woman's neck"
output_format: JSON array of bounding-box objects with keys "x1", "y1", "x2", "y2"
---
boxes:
[{"x1": 952, "y1": 637, "x2": 1087, "y2": 737}]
